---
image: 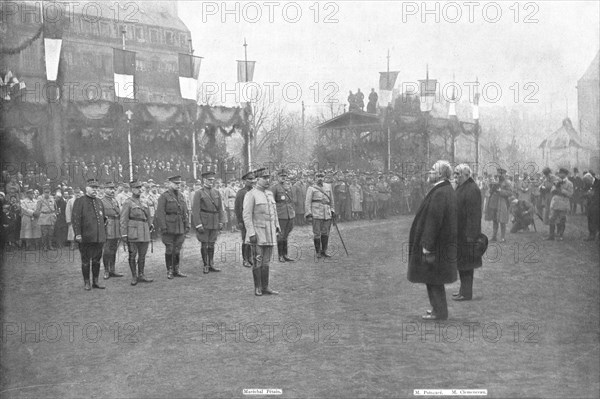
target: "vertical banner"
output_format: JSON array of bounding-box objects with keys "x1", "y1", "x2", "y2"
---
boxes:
[
  {"x1": 44, "y1": 39, "x2": 62, "y2": 81},
  {"x1": 179, "y1": 53, "x2": 203, "y2": 100},
  {"x1": 418, "y1": 79, "x2": 437, "y2": 112},
  {"x1": 237, "y1": 60, "x2": 256, "y2": 82},
  {"x1": 113, "y1": 48, "x2": 136, "y2": 100},
  {"x1": 379, "y1": 71, "x2": 399, "y2": 106}
]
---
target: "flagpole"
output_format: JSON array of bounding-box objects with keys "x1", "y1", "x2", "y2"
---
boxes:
[
  {"x1": 386, "y1": 49, "x2": 391, "y2": 172},
  {"x1": 122, "y1": 27, "x2": 133, "y2": 180},
  {"x1": 243, "y1": 38, "x2": 252, "y2": 169},
  {"x1": 188, "y1": 39, "x2": 198, "y2": 180},
  {"x1": 425, "y1": 64, "x2": 430, "y2": 166}
]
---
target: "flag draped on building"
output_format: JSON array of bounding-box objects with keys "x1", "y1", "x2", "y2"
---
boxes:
[
  {"x1": 379, "y1": 71, "x2": 399, "y2": 106},
  {"x1": 43, "y1": 22, "x2": 63, "y2": 82},
  {"x1": 113, "y1": 48, "x2": 136, "y2": 100},
  {"x1": 178, "y1": 53, "x2": 202, "y2": 101},
  {"x1": 419, "y1": 79, "x2": 437, "y2": 112}
]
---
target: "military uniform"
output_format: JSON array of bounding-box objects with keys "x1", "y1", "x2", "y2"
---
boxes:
[
  {"x1": 192, "y1": 170, "x2": 226, "y2": 274},
  {"x1": 243, "y1": 168, "x2": 280, "y2": 296},
  {"x1": 270, "y1": 169, "x2": 296, "y2": 262},
  {"x1": 304, "y1": 172, "x2": 335, "y2": 258},
  {"x1": 35, "y1": 187, "x2": 57, "y2": 250},
  {"x1": 155, "y1": 175, "x2": 189, "y2": 279},
  {"x1": 376, "y1": 177, "x2": 391, "y2": 218},
  {"x1": 72, "y1": 179, "x2": 107, "y2": 290},
  {"x1": 235, "y1": 171, "x2": 256, "y2": 267},
  {"x1": 100, "y1": 183, "x2": 123, "y2": 279},
  {"x1": 121, "y1": 180, "x2": 154, "y2": 285},
  {"x1": 20, "y1": 192, "x2": 41, "y2": 248},
  {"x1": 547, "y1": 169, "x2": 573, "y2": 241}
]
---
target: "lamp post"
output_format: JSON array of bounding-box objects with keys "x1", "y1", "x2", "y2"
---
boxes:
[{"x1": 126, "y1": 109, "x2": 133, "y2": 180}]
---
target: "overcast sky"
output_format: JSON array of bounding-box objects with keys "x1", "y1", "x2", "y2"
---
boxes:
[{"x1": 178, "y1": 1, "x2": 599, "y2": 117}]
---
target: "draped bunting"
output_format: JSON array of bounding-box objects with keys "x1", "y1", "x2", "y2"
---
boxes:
[
  {"x1": 195, "y1": 105, "x2": 249, "y2": 135},
  {"x1": 0, "y1": 25, "x2": 43, "y2": 55}
]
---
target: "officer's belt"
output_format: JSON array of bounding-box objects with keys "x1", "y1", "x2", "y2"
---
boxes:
[
  {"x1": 312, "y1": 200, "x2": 329, "y2": 203},
  {"x1": 165, "y1": 212, "x2": 179, "y2": 215},
  {"x1": 129, "y1": 217, "x2": 147, "y2": 222},
  {"x1": 107, "y1": 215, "x2": 119, "y2": 219},
  {"x1": 41, "y1": 211, "x2": 55, "y2": 214},
  {"x1": 200, "y1": 209, "x2": 219, "y2": 213}
]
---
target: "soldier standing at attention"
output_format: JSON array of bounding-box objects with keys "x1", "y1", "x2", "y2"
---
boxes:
[
  {"x1": 72, "y1": 179, "x2": 107, "y2": 291},
  {"x1": 270, "y1": 169, "x2": 296, "y2": 262},
  {"x1": 36, "y1": 184, "x2": 57, "y2": 251},
  {"x1": 191, "y1": 167, "x2": 225, "y2": 274},
  {"x1": 304, "y1": 171, "x2": 336, "y2": 258},
  {"x1": 235, "y1": 170, "x2": 256, "y2": 267},
  {"x1": 121, "y1": 180, "x2": 154, "y2": 285},
  {"x1": 155, "y1": 175, "x2": 189, "y2": 279},
  {"x1": 101, "y1": 182, "x2": 123, "y2": 279},
  {"x1": 243, "y1": 168, "x2": 280, "y2": 296}
]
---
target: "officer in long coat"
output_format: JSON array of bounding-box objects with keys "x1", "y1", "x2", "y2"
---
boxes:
[
  {"x1": 453, "y1": 164, "x2": 482, "y2": 301},
  {"x1": 101, "y1": 182, "x2": 123, "y2": 279},
  {"x1": 155, "y1": 175, "x2": 189, "y2": 279},
  {"x1": 304, "y1": 171, "x2": 335, "y2": 258},
  {"x1": 407, "y1": 161, "x2": 457, "y2": 320},
  {"x1": 243, "y1": 168, "x2": 280, "y2": 296},
  {"x1": 546, "y1": 168, "x2": 573, "y2": 241},
  {"x1": 235, "y1": 171, "x2": 256, "y2": 267},
  {"x1": 36, "y1": 185, "x2": 57, "y2": 251},
  {"x1": 270, "y1": 169, "x2": 296, "y2": 262},
  {"x1": 192, "y1": 168, "x2": 225, "y2": 274},
  {"x1": 292, "y1": 175, "x2": 307, "y2": 226},
  {"x1": 121, "y1": 180, "x2": 154, "y2": 285},
  {"x1": 582, "y1": 173, "x2": 600, "y2": 241},
  {"x1": 72, "y1": 179, "x2": 107, "y2": 291},
  {"x1": 20, "y1": 188, "x2": 41, "y2": 250}
]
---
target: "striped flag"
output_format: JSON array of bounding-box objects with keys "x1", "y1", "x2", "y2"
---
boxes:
[
  {"x1": 179, "y1": 53, "x2": 202, "y2": 100},
  {"x1": 43, "y1": 13, "x2": 65, "y2": 82},
  {"x1": 237, "y1": 60, "x2": 256, "y2": 82},
  {"x1": 113, "y1": 48, "x2": 136, "y2": 100},
  {"x1": 379, "y1": 71, "x2": 400, "y2": 106}
]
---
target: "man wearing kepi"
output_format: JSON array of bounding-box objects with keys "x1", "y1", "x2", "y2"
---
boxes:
[
  {"x1": 72, "y1": 179, "x2": 107, "y2": 291},
  {"x1": 453, "y1": 164, "x2": 482, "y2": 302},
  {"x1": 546, "y1": 167, "x2": 573, "y2": 241},
  {"x1": 305, "y1": 171, "x2": 335, "y2": 258},
  {"x1": 155, "y1": 175, "x2": 189, "y2": 279},
  {"x1": 101, "y1": 182, "x2": 123, "y2": 279},
  {"x1": 192, "y1": 166, "x2": 225, "y2": 274},
  {"x1": 270, "y1": 168, "x2": 296, "y2": 262},
  {"x1": 121, "y1": 180, "x2": 154, "y2": 285},
  {"x1": 243, "y1": 168, "x2": 280, "y2": 296},
  {"x1": 235, "y1": 170, "x2": 256, "y2": 267},
  {"x1": 407, "y1": 161, "x2": 457, "y2": 320}
]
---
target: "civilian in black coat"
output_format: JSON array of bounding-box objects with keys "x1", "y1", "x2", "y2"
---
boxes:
[
  {"x1": 582, "y1": 173, "x2": 600, "y2": 241},
  {"x1": 72, "y1": 179, "x2": 107, "y2": 291},
  {"x1": 453, "y1": 164, "x2": 482, "y2": 301},
  {"x1": 408, "y1": 160, "x2": 458, "y2": 320}
]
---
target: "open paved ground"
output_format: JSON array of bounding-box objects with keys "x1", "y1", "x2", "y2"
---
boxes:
[{"x1": 1, "y1": 215, "x2": 598, "y2": 398}]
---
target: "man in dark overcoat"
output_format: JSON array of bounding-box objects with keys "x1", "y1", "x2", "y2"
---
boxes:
[
  {"x1": 235, "y1": 171, "x2": 256, "y2": 267},
  {"x1": 582, "y1": 172, "x2": 599, "y2": 241},
  {"x1": 453, "y1": 164, "x2": 482, "y2": 301},
  {"x1": 72, "y1": 179, "x2": 107, "y2": 291},
  {"x1": 407, "y1": 160, "x2": 457, "y2": 320}
]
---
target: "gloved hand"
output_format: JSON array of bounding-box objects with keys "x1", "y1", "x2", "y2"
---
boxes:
[{"x1": 249, "y1": 235, "x2": 257, "y2": 244}]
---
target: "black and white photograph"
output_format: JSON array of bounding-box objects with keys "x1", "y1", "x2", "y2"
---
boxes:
[{"x1": 0, "y1": 1, "x2": 599, "y2": 397}]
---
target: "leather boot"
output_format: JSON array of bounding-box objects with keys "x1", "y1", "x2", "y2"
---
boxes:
[
  {"x1": 109, "y1": 255, "x2": 123, "y2": 277},
  {"x1": 557, "y1": 223, "x2": 565, "y2": 240},
  {"x1": 261, "y1": 266, "x2": 278, "y2": 295},
  {"x1": 166, "y1": 254, "x2": 174, "y2": 279},
  {"x1": 173, "y1": 254, "x2": 187, "y2": 277},
  {"x1": 84, "y1": 279, "x2": 91, "y2": 291},
  {"x1": 278, "y1": 241, "x2": 285, "y2": 262},
  {"x1": 283, "y1": 241, "x2": 295, "y2": 262},
  {"x1": 545, "y1": 224, "x2": 555, "y2": 240},
  {"x1": 82, "y1": 263, "x2": 91, "y2": 290},
  {"x1": 103, "y1": 253, "x2": 110, "y2": 279},
  {"x1": 253, "y1": 267, "x2": 262, "y2": 296},
  {"x1": 201, "y1": 246, "x2": 209, "y2": 274},
  {"x1": 208, "y1": 247, "x2": 220, "y2": 272},
  {"x1": 314, "y1": 238, "x2": 322, "y2": 258},
  {"x1": 137, "y1": 258, "x2": 153, "y2": 283},
  {"x1": 129, "y1": 259, "x2": 138, "y2": 285},
  {"x1": 242, "y1": 244, "x2": 252, "y2": 267},
  {"x1": 92, "y1": 277, "x2": 105, "y2": 289},
  {"x1": 321, "y1": 235, "x2": 331, "y2": 257}
]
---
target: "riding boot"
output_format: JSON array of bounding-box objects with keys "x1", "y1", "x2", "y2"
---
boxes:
[
  {"x1": 253, "y1": 267, "x2": 263, "y2": 296},
  {"x1": 282, "y1": 241, "x2": 295, "y2": 262},
  {"x1": 313, "y1": 238, "x2": 322, "y2": 258},
  {"x1": 137, "y1": 257, "x2": 153, "y2": 282},
  {"x1": 92, "y1": 276, "x2": 105, "y2": 289},
  {"x1": 166, "y1": 253, "x2": 174, "y2": 279},
  {"x1": 103, "y1": 253, "x2": 111, "y2": 279},
  {"x1": 261, "y1": 266, "x2": 278, "y2": 295},
  {"x1": 545, "y1": 224, "x2": 555, "y2": 240},
  {"x1": 201, "y1": 246, "x2": 209, "y2": 274},
  {"x1": 129, "y1": 258, "x2": 138, "y2": 285},
  {"x1": 173, "y1": 254, "x2": 187, "y2": 277},
  {"x1": 321, "y1": 235, "x2": 331, "y2": 257},
  {"x1": 278, "y1": 241, "x2": 285, "y2": 262},
  {"x1": 208, "y1": 246, "x2": 220, "y2": 272},
  {"x1": 109, "y1": 255, "x2": 123, "y2": 277}
]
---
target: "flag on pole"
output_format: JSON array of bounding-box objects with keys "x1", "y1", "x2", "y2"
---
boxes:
[
  {"x1": 418, "y1": 79, "x2": 437, "y2": 112},
  {"x1": 448, "y1": 86, "x2": 457, "y2": 117},
  {"x1": 379, "y1": 71, "x2": 399, "y2": 106},
  {"x1": 237, "y1": 60, "x2": 256, "y2": 82},
  {"x1": 113, "y1": 48, "x2": 136, "y2": 100},
  {"x1": 178, "y1": 53, "x2": 202, "y2": 100},
  {"x1": 473, "y1": 92, "x2": 480, "y2": 120}
]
